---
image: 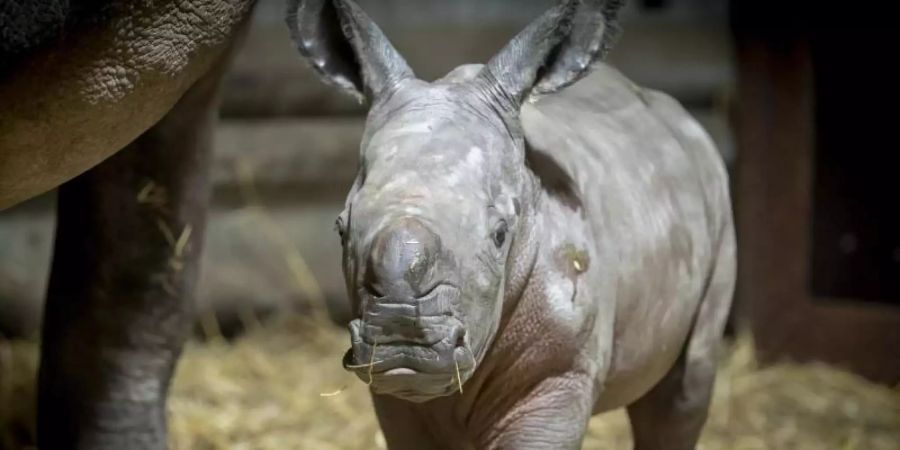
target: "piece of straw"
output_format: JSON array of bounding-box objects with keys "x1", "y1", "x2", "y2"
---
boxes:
[
  {"x1": 319, "y1": 387, "x2": 348, "y2": 398},
  {"x1": 454, "y1": 356, "x2": 464, "y2": 394},
  {"x1": 344, "y1": 361, "x2": 384, "y2": 370},
  {"x1": 174, "y1": 225, "x2": 192, "y2": 258},
  {"x1": 366, "y1": 342, "x2": 377, "y2": 386}
]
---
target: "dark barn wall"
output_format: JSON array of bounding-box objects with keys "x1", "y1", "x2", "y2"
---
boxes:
[{"x1": 731, "y1": 0, "x2": 900, "y2": 383}]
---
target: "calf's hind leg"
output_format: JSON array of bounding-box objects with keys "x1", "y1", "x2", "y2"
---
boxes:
[
  {"x1": 36, "y1": 63, "x2": 226, "y2": 450},
  {"x1": 626, "y1": 227, "x2": 736, "y2": 450}
]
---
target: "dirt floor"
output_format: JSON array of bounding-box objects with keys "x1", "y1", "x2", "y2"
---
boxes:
[{"x1": 2, "y1": 316, "x2": 899, "y2": 450}]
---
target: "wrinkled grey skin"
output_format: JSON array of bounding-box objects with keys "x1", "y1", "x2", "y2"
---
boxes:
[
  {"x1": 0, "y1": 0, "x2": 256, "y2": 209},
  {"x1": 1, "y1": 1, "x2": 255, "y2": 448},
  {"x1": 289, "y1": 0, "x2": 735, "y2": 449}
]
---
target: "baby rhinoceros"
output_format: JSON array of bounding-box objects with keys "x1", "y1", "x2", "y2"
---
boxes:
[{"x1": 288, "y1": 0, "x2": 736, "y2": 449}]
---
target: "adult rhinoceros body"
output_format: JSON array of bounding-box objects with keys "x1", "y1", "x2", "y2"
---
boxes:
[
  {"x1": 288, "y1": 0, "x2": 736, "y2": 448},
  {"x1": 1, "y1": 1, "x2": 255, "y2": 448}
]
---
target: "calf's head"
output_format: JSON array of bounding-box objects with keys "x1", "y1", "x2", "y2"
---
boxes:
[{"x1": 288, "y1": 0, "x2": 615, "y2": 401}]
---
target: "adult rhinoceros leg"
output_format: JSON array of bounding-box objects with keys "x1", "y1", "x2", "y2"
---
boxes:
[{"x1": 36, "y1": 58, "x2": 228, "y2": 449}]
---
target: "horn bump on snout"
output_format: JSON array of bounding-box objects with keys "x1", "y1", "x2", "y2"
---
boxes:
[{"x1": 366, "y1": 217, "x2": 442, "y2": 299}]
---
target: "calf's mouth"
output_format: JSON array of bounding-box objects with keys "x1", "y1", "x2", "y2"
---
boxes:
[{"x1": 342, "y1": 288, "x2": 476, "y2": 402}]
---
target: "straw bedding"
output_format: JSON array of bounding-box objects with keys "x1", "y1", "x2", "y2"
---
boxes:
[{"x1": 2, "y1": 317, "x2": 898, "y2": 450}]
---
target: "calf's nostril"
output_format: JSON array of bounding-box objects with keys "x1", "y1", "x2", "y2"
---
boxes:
[
  {"x1": 362, "y1": 272, "x2": 384, "y2": 298},
  {"x1": 365, "y1": 283, "x2": 383, "y2": 298},
  {"x1": 455, "y1": 329, "x2": 466, "y2": 348},
  {"x1": 341, "y1": 348, "x2": 354, "y2": 370}
]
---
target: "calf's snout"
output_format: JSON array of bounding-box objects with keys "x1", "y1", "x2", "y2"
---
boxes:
[{"x1": 366, "y1": 217, "x2": 442, "y2": 299}]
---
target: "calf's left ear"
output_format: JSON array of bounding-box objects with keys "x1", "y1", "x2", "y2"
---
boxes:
[
  {"x1": 286, "y1": 0, "x2": 414, "y2": 103},
  {"x1": 481, "y1": 0, "x2": 624, "y2": 106}
]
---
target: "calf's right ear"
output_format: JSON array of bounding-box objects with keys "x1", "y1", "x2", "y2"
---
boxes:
[
  {"x1": 286, "y1": 0, "x2": 414, "y2": 104},
  {"x1": 480, "y1": 0, "x2": 624, "y2": 107}
]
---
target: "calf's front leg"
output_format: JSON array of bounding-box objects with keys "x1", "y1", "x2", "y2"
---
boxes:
[
  {"x1": 36, "y1": 63, "x2": 225, "y2": 449},
  {"x1": 480, "y1": 374, "x2": 595, "y2": 450}
]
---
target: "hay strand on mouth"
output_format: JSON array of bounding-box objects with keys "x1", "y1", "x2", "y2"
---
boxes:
[
  {"x1": 344, "y1": 361, "x2": 384, "y2": 369},
  {"x1": 454, "y1": 356, "x2": 464, "y2": 394},
  {"x1": 366, "y1": 342, "x2": 378, "y2": 386}
]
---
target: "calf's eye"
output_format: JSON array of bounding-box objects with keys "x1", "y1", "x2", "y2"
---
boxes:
[{"x1": 492, "y1": 220, "x2": 508, "y2": 248}]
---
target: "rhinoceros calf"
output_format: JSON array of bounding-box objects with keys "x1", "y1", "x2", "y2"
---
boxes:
[
  {"x1": 1, "y1": 1, "x2": 254, "y2": 448},
  {"x1": 289, "y1": 0, "x2": 735, "y2": 448}
]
